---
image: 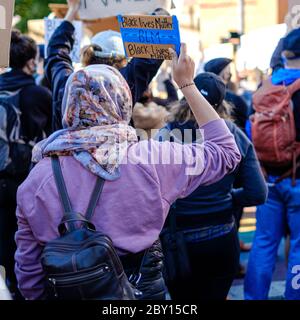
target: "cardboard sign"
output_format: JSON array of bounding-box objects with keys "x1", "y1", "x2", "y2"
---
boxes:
[
  {"x1": 119, "y1": 15, "x2": 180, "y2": 60},
  {"x1": 0, "y1": 0, "x2": 15, "y2": 67},
  {"x1": 118, "y1": 15, "x2": 180, "y2": 60},
  {"x1": 79, "y1": 0, "x2": 173, "y2": 20},
  {"x1": 44, "y1": 18, "x2": 83, "y2": 63}
]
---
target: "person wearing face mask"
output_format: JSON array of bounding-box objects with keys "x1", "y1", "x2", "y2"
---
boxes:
[
  {"x1": 0, "y1": 30, "x2": 52, "y2": 298},
  {"x1": 204, "y1": 58, "x2": 249, "y2": 133}
]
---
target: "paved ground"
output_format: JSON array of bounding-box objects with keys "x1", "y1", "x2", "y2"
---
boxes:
[{"x1": 229, "y1": 207, "x2": 287, "y2": 300}]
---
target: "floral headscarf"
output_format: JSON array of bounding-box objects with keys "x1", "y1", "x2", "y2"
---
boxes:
[{"x1": 32, "y1": 65, "x2": 138, "y2": 181}]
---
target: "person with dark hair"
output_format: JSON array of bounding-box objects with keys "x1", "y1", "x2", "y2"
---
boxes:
[
  {"x1": 157, "y1": 72, "x2": 267, "y2": 300},
  {"x1": 45, "y1": 0, "x2": 164, "y2": 131},
  {"x1": 204, "y1": 58, "x2": 250, "y2": 132},
  {"x1": 0, "y1": 30, "x2": 52, "y2": 297}
]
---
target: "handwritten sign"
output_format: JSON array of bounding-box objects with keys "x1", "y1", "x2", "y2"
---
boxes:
[
  {"x1": 44, "y1": 18, "x2": 83, "y2": 63},
  {"x1": 0, "y1": 0, "x2": 15, "y2": 67},
  {"x1": 118, "y1": 15, "x2": 180, "y2": 60},
  {"x1": 79, "y1": 0, "x2": 173, "y2": 20}
]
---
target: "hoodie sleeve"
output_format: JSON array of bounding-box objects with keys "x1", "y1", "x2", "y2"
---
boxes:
[
  {"x1": 15, "y1": 204, "x2": 46, "y2": 300},
  {"x1": 231, "y1": 142, "x2": 268, "y2": 207},
  {"x1": 45, "y1": 21, "x2": 75, "y2": 131},
  {"x1": 149, "y1": 119, "x2": 241, "y2": 205}
]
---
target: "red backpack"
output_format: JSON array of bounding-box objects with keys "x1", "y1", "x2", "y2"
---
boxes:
[{"x1": 251, "y1": 78, "x2": 300, "y2": 185}]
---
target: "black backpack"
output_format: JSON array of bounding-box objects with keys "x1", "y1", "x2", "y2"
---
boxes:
[
  {"x1": 41, "y1": 156, "x2": 143, "y2": 300},
  {"x1": 0, "y1": 90, "x2": 33, "y2": 178}
]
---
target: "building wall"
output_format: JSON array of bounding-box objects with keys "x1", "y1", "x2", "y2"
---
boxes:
[{"x1": 179, "y1": 0, "x2": 287, "y2": 48}]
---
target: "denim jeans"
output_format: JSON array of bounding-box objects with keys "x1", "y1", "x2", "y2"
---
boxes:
[{"x1": 244, "y1": 177, "x2": 300, "y2": 300}]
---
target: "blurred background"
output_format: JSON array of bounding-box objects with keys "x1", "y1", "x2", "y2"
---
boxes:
[{"x1": 13, "y1": 0, "x2": 297, "y2": 97}]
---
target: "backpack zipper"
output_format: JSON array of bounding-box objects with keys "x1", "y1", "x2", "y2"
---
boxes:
[{"x1": 48, "y1": 265, "x2": 110, "y2": 287}]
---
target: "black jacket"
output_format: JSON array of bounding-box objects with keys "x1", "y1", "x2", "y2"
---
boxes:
[
  {"x1": 45, "y1": 21, "x2": 163, "y2": 131},
  {"x1": 122, "y1": 240, "x2": 166, "y2": 300},
  {"x1": 0, "y1": 69, "x2": 52, "y2": 142},
  {"x1": 226, "y1": 90, "x2": 249, "y2": 132}
]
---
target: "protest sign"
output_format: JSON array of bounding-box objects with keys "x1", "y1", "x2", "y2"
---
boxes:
[
  {"x1": 49, "y1": 3, "x2": 120, "y2": 35},
  {"x1": 118, "y1": 15, "x2": 180, "y2": 60},
  {"x1": 44, "y1": 18, "x2": 83, "y2": 63},
  {"x1": 79, "y1": 0, "x2": 173, "y2": 20},
  {"x1": 0, "y1": 0, "x2": 15, "y2": 67}
]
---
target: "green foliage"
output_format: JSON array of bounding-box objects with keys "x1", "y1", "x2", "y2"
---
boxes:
[{"x1": 15, "y1": 0, "x2": 66, "y2": 32}]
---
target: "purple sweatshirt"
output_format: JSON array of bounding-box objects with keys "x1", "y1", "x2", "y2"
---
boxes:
[{"x1": 15, "y1": 119, "x2": 241, "y2": 299}]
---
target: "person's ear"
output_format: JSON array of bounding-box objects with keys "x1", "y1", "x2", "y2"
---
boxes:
[{"x1": 24, "y1": 58, "x2": 36, "y2": 75}]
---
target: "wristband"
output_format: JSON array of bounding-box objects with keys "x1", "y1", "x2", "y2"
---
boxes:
[{"x1": 178, "y1": 82, "x2": 195, "y2": 90}]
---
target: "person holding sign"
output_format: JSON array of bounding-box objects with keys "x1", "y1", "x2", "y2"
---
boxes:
[
  {"x1": 45, "y1": 0, "x2": 164, "y2": 131},
  {"x1": 15, "y1": 43, "x2": 241, "y2": 300}
]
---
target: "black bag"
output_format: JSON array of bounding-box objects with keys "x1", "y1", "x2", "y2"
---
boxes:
[
  {"x1": 160, "y1": 205, "x2": 192, "y2": 286},
  {"x1": 0, "y1": 90, "x2": 33, "y2": 178},
  {"x1": 41, "y1": 156, "x2": 141, "y2": 300}
]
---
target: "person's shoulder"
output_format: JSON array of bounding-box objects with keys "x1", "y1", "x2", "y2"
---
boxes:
[
  {"x1": 17, "y1": 157, "x2": 54, "y2": 211},
  {"x1": 18, "y1": 158, "x2": 53, "y2": 193},
  {"x1": 24, "y1": 83, "x2": 51, "y2": 97}
]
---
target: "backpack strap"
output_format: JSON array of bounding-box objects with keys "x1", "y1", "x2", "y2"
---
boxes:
[
  {"x1": 52, "y1": 155, "x2": 105, "y2": 232},
  {"x1": 128, "y1": 249, "x2": 149, "y2": 288},
  {"x1": 51, "y1": 155, "x2": 76, "y2": 231},
  {"x1": 85, "y1": 176, "x2": 105, "y2": 221},
  {"x1": 51, "y1": 155, "x2": 73, "y2": 214}
]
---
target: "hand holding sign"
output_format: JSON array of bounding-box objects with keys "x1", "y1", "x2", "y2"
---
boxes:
[
  {"x1": 170, "y1": 43, "x2": 195, "y2": 88},
  {"x1": 65, "y1": 0, "x2": 81, "y2": 22}
]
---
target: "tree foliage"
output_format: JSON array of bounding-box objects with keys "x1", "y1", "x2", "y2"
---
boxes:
[{"x1": 15, "y1": 0, "x2": 66, "y2": 32}]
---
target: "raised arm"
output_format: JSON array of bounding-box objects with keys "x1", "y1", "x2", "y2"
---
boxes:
[
  {"x1": 44, "y1": 0, "x2": 80, "y2": 130},
  {"x1": 170, "y1": 44, "x2": 220, "y2": 125},
  {"x1": 150, "y1": 45, "x2": 241, "y2": 204}
]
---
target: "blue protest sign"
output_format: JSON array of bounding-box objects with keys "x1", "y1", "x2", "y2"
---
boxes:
[{"x1": 118, "y1": 15, "x2": 181, "y2": 60}]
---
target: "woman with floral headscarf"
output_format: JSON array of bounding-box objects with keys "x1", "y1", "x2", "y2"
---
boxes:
[{"x1": 15, "y1": 44, "x2": 241, "y2": 300}]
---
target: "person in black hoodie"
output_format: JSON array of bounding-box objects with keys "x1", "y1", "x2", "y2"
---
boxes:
[
  {"x1": 157, "y1": 72, "x2": 267, "y2": 300},
  {"x1": 0, "y1": 30, "x2": 51, "y2": 297}
]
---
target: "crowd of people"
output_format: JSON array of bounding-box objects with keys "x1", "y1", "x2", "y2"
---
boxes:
[{"x1": 0, "y1": 0, "x2": 300, "y2": 300}]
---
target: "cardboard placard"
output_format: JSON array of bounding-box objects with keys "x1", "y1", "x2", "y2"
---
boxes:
[
  {"x1": 118, "y1": 15, "x2": 180, "y2": 60},
  {"x1": 79, "y1": 0, "x2": 173, "y2": 20},
  {"x1": 0, "y1": 0, "x2": 15, "y2": 68},
  {"x1": 44, "y1": 18, "x2": 83, "y2": 63},
  {"x1": 49, "y1": 4, "x2": 120, "y2": 35}
]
